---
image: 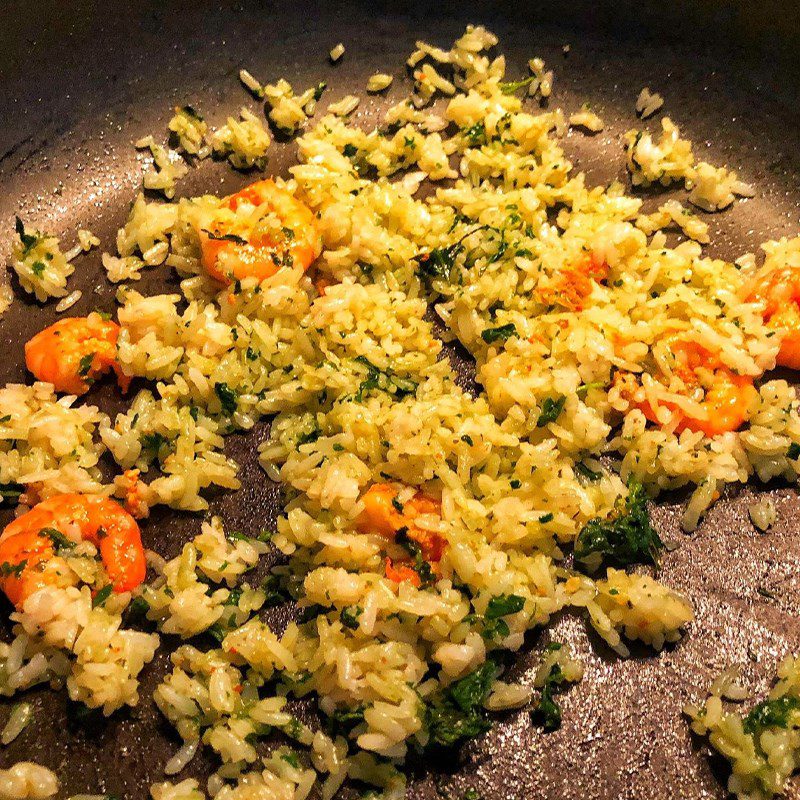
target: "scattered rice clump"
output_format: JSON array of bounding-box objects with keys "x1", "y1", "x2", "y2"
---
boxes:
[
  {"x1": 135, "y1": 136, "x2": 189, "y2": 199},
  {"x1": 168, "y1": 106, "x2": 211, "y2": 159},
  {"x1": 636, "y1": 87, "x2": 664, "y2": 118},
  {"x1": 11, "y1": 218, "x2": 74, "y2": 301},
  {"x1": 0, "y1": 762, "x2": 58, "y2": 800},
  {"x1": 210, "y1": 107, "x2": 271, "y2": 170},
  {"x1": 749, "y1": 497, "x2": 777, "y2": 531},
  {"x1": 686, "y1": 656, "x2": 800, "y2": 800}
]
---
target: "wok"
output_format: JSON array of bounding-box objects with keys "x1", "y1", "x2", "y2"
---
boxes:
[{"x1": 1, "y1": 1, "x2": 800, "y2": 797}]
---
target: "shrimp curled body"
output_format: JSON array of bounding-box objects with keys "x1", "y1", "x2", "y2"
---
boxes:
[
  {"x1": 24, "y1": 314, "x2": 130, "y2": 396},
  {"x1": 747, "y1": 266, "x2": 800, "y2": 370},
  {"x1": 0, "y1": 494, "x2": 146, "y2": 609},
  {"x1": 357, "y1": 483, "x2": 445, "y2": 586},
  {"x1": 620, "y1": 336, "x2": 755, "y2": 436},
  {"x1": 198, "y1": 179, "x2": 322, "y2": 285}
]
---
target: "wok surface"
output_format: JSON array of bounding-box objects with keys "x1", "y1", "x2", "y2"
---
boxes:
[{"x1": 1, "y1": 1, "x2": 800, "y2": 797}]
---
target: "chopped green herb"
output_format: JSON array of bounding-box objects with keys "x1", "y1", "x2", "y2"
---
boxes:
[
  {"x1": 281, "y1": 752, "x2": 301, "y2": 769},
  {"x1": 391, "y1": 496, "x2": 404, "y2": 513},
  {"x1": 576, "y1": 381, "x2": 607, "y2": 398},
  {"x1": 125, "y1": 595, "x2": 150, "y2": 621},
  {"x1": 261, "y1": 574, "x2": 292, "y2": 607},
  {"x1": 481, "y1": 323, "x2": 518, "y2": 344},
  {"x1": 78, "y1": 353, "x2": 95, "y2": 377},
  {"x1": 499, "y1": 76, "x2": 536, "y2": 95},
  {"x1": 424, "y1": 661, "x2": 496, "y2": 748},
  {"x1": 462, "y1": 120, "x2": 487, "y2": 147},
  {"x1": 92, "y1": 584, "x2": 113, "y2": 608},
  {"x1": 0, "y1": 560, "x2": 25, "y2": 578},
  {"x1": 485, "y1": 593, "x2": 525, "y2": 619},
  {"x1": 539, "y1": 512, "x2": 554, "y2": 523},
  {"x1": 15, "y1": 217, "x2": 38, "y2": 255},
  {"x1": 353, "y1": 356, "x2": 417, "y2": 403},
  {"x1": 414, "y1": 242, "x2": 463, "y2": 284},
  {"x1": 340, "y1": 605, "x2": 363, "y2": 630},
  {"x1": 181, "y1": 105, "x2": 203, "y2": 121},
  {"x1": 743, "y1": 694, "x2": 800, "y2": 736},
  {"x1": 214, "y1": 382, "x2": 238, "y2": 415},
  {"x1": 202, "y1": 229, "x2": 248, "y2": 245},
  {"x1": 342, "y1": 143, "x2": 358, "y2": 158},
  {"x1": 394, "y1": 528, "x2": 434, "y2": 586},
  {"x1": 40, "y1": 527, "x2": 74, "y2": 550},
  {"x1": 510, "y1": 479, "x2": 521, "y2": 489},
  {"x1": 31, "y1": 261, "x2": 46, "y2": 277},
  {"x1": 574, "y1": 478, "x2": 663, "y2": 572},
  {"x1": 328, "y1": 704, "x2": 366, "y2": 733},
  {"x1": 788, "y1": 442, "x2": 800, "y2": 460},
  {"x1": 533, "y1": 663, "x2": 565, "y2": 730},
  {"x1": 297, "y1": 426, "x2": 321, "y2": 446},
  {"x1": 140, "y1": 432, "x2": 168, "y2": 457},
  {"x1": 574, "y1": 462, "x2": 603, "y2": 482},
  {"x1": 461, "y1": 434, "x2": 474, "y2": 446},
  {"x1": 536, "y1": 395, "x2": 566, "y2": 427}
]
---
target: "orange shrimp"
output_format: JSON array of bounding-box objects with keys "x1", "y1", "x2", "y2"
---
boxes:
[
  {"x1": 747, "y1": 266, "x2": 800, "y2": 369},
  {"x1": 0, "y1": 493, "x2": 146, "y2": 609},
  {"x1": 198, "y1": 179, "x2": 322, "y2": 285},
  {"x1": 24, "y1": 313, "x2": 130, "y2": 396},
  {"x1": 357, "y1": 483, "x2": 445, "y2": 584},
  {"x1": 619, "y1": 336, "x2": 755, "y2": 436},
  {"x1": 541, "y1": 251, "x2": 608, "y2": 311}
]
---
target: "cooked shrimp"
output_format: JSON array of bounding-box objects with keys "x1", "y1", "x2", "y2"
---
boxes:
[
  {"x1": 541, "y1": 250, "x2": 608, "y2": 311},
  {"x1": 198, "y1": 179, "x2": 322, "y2": 284},
  {"x1": 24, "y1": 313, "x2": 130, "y2": 396},
  {"x1": 618, "y1": 336, "x2": 755, "y2": 436},
  {"x1": 0, "y1": 493, "x2": 146, "y2": 609},
  {"x1": 747, "y1": 266, "x2": 800, "y2": 369},
  {"x1": 357, "y1": 483, "x2": 445, "y2": 584}
]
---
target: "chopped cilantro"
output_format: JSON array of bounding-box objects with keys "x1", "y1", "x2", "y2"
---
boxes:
[
  {"x1": 92, "y1": 584, "x2": 113, "y2": 608},
  {"x1": 140, "y1": 432, "x2": 168, "y2": 457},
  {"x1": 462, "y1": 121, "x2": 487, "y2": 147},
  {"x1": 340, "y1": 605, "x2": 363, "y2": 630},
  {"x1": 533, "y1": 662, "x2": 566, "y2": 730},
  {"x1": 536, "y1": 395, "x2": 566, "y2": 427},
  {"x1": 574, "y1": 478, "x2": 663, "y2": 572},
  {"x1": 481, "y1": 323, "x2": 518, "y2": 344},
  {"x1": 40, "y1": 527, "x2": 74, "y2": 550},
  {"x1": 574, "y1": 462, "x2": 602, "y2": 482},
  {"x1": 0, "y1": 560, "x2": 26, "y2": 578},
  {"x1": 214, "y1": 382, "x2": 238, "y2": 415},
  {"x1": 78, "y1": 353, "x2": 95, "y2": 377},
  {"x1": 414, "y1": 242, "x2": 464, "y2": 284},
  {"x1": 15, "y1": 217, "x2": 38, "y2": 255},
  {"x1": 202, "y1": 229, "x2": 247, "y2": 244},
  {"x1": 743, "y1": 694, "x2": 800, "y2": 736},
  {"x1": 353, "y1": 356, "x2": 417, "y2": 403},
  {"x1": 424, "y1": 661, "x2": 497, "y2": 748},
  {"x1": 499, "y1": 76, "x2": 536, "y2": 95},
  {"x1": 485, "y1": 593, "x2": 525, "y2": 619},
  {"x1": 181, "y1": 105, "x2": 203, "y2": 120}
]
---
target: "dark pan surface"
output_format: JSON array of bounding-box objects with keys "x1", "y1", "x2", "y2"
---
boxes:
[{"x1": 1, "y1": 1, "x2": 800, "y2": 797}]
